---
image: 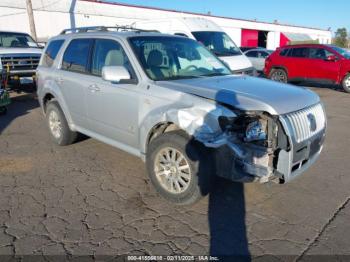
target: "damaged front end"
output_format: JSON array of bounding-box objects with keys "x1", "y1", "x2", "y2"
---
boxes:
[
  {"x1": 190, "y1": 102, "x2": 327, "y2": 184},
  {"x1": 160, "y1": 98, "x2": 326, "y2": 184},
  {"x1": 200, "y1": 110, "x2": 283, "y2": 183}
]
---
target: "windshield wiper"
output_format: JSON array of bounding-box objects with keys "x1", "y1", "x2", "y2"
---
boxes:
[
  {"x1": 200, "y1": 72, "x2": 229, "y2": 77},
  {"x1": 157, "y1": 75, "x2": 202, "y2": 81}
]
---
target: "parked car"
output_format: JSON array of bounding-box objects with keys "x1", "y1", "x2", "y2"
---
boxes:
[
  {"x1": 264, "y1": 44, "x2": 350, "y2": 92},
  {"x1": 37, "y1": 26, "x2": 326, "y2": 205},
  {"x1": 0, "y1": 31, "x2": 42, "y2": 87},
  {"x1": 240, "y1": 46, "x2": 266, "y2": 52},
  {"x1": 132, "y1": 17, "x2": 256, "y2": 76},
  {"x1": 244, "y1": 48, "x2": 273, "y2": 73}
]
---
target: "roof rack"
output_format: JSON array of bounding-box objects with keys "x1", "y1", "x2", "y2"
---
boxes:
[{"x1": 60, "y1": 25, "x2": 158, "y2": 35}]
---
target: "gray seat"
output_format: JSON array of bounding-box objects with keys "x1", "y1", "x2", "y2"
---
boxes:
[
  {"x1": 105, "y1": 49, "x2": 125, "y2": 66},
  {"x1": 146, "y1": 50, "x2": 168, "y2": 79}
]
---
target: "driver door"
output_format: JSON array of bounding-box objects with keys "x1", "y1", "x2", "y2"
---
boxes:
[{"x1": 85, "y1": 38, "x2": 140, "y2": 149}]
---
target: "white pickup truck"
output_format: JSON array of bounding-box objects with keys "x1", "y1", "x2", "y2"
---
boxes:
[{"x1": 0, "y1": 31, "x2": 42, "y2": 86}]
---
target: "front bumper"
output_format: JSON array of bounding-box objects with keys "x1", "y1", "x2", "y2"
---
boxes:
[{"x1": 212, "y1": 120, "x2": 326, "y2": 184}]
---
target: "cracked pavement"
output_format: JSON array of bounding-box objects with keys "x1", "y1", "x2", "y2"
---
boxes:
[{"x1": 0, "y1": 86, "x2": 350, "y2": 260}]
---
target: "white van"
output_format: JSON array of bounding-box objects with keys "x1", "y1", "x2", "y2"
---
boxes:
[{"x1": 132, "y1": 17, "x2": 255, "y2": 75}]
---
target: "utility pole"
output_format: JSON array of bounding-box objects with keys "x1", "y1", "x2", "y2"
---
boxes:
[{"x1": 26, "y1": 0, "x2": 37, "y2": 41}]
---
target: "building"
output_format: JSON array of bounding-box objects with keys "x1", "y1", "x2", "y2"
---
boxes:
[{"x1": 0, "y1": 0, "x2": 332, "y2": 49}]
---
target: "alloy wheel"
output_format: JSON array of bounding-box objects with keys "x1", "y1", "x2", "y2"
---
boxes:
[
  {"x1": 154, "y1": 147, "x2": 191, "y2": 194},
  {"x1": 48, "y1": 110, "x2": 62, "y2": 139},
  {"x1": 271, "y1": 70, "x2": 287, "y2": 83}
]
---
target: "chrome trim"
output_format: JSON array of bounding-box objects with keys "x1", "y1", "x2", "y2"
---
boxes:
[{"x1": 283, "y1": 103, "x2": 326, "y2": 143}]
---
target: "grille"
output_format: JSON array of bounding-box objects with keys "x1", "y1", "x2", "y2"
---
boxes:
[
  {"x1": 284, "y1": 103, "x2": 326, "y2": 143},
  {"x1": 0, "y1": 54, "x2": 41, "y2": 71}
]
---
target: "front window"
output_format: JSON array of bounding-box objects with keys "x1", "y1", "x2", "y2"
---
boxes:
[
  {"x1": 0, "y1": 32, "x2": 38, "y2": 48},
  {"x1": 328, "y1": 45, "x2": 350, "y2": 59},
  {"x1": 129, "y1": 36, "x2": 231, "y2": 81},
  {"x1": 191, "y1": 31, "x2": 242, "y2": 57}
]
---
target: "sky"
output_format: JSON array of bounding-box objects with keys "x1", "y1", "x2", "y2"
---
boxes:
[{"x1": 108, "y1": 0, "x2": 349, "y2": 33}]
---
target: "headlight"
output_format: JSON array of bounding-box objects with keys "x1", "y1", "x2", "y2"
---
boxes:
[{"x1": 245, "y1": 119, "x2": 267, "y2": 142}]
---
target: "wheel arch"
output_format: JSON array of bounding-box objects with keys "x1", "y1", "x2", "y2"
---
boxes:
[
  {"x1": 271, "y1": 65, "x2": 289, "y2": 75},
  {"x1": 144, "y1": 122, "x2": 188, "y2": 154}
]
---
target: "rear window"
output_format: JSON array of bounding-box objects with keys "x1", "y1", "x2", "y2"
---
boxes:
[
  {"x1": 42, "y1": 40, "x2": 64, "y2": 67},
  {"x1": 62, "y1": 39, "x2": 93, "y2": 74}
]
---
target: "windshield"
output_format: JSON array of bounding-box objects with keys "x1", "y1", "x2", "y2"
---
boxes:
[
  {"x1": 329, "y1": 45, "x2": 350, "y2": 59},
  {"x1": 191, "y1": 31, "x2": 242, "y2": 57},
  {"x1": 129, "y1": 36, "x2": 231, "y2": 81},
  {"x1": 0, "y1": 32, "x2": 38, "y2": 48}
]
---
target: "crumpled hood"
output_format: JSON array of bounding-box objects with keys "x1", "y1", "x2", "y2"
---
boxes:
[
  {"x1": 0, "y1": 47, "x2": 42, "y2": 55},
  {"x1": 159, "y1": 75, "x2": 320, "y2": 115}
]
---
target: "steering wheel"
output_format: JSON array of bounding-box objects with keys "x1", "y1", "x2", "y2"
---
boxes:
[{"x1": 183, "y1": 65, "x2": 198, "y2": 72}]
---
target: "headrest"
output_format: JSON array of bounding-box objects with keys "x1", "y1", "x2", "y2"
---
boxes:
[
  {"x1": 105, "y1": 49, "x2": 125, "y2": 66},
  {"x1": 147, "y1": 50, "x2": 163, "y2": 67}
]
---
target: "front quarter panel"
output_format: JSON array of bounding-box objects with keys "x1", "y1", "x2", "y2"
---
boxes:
[{"x1": 138, "y1": 84, "x2": 235, "y2": 155}]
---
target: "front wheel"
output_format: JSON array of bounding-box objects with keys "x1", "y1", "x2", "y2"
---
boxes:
[
  {"x1": 342, "y1": 74, "x2": 350, "y2": 93},
  {"x1": 146, "y1": 131, "x2": 213, "y2": 205},
  {"x1": 269, "y1": 68, "x2": 288, "y2": 83}
]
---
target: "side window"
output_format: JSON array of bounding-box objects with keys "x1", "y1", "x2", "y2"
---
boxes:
[
  {"x1": 42, "y1": 40, "x2": 64, "y2": 67},
  {"x1": 246, "y1": 51, "x2": 258, "y2": 58},
  {"x1": 91, "y1": 39, "x2": 134, "y2": 78},
  {"x1": 288, "y1": 48, "x2": 308, "y2": 58},
  {"x1": 259, "y1": 51, "x2": 269, "y2": 58},
  {"x1": 309, "y1": 48, "x2": 334, "y2": 59},
  {"x1": 62, "y1": 39, "x2": 92, "y2": 73},
  {"x1": 280, "y1": 48, "x2": 289, "y2": 56}
]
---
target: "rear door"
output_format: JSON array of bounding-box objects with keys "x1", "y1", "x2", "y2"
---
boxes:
[
  {"x1": 285, "y1": 47, "x2": 310, "y2": 79},
  {"x1": 59, "y1": 38, "x2": 93, "y2": 128},
  {"x1": 308, "y1": 47, "x2": 341, "y2": 82}
]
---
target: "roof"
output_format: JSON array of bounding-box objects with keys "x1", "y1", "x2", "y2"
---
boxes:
[
  {"x1": 279, "y1": 43, "x2": 329, "y2": 48},
  {"x1": 50, "y1": 30, "x2": 181, "y2": 40},
  {"x1": 81, "y1": 0, "x2": 330, "y2": 32}
]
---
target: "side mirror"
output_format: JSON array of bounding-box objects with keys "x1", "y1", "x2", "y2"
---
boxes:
[
  {"x1": 325, "y1": 55, "x2": 337, "y2": 62},
  {"x1": 102, "y1": 66, "x2": 131, "y2": 83}
]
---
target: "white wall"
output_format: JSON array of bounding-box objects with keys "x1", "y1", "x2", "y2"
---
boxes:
[{"x1": 0, "y1": 0, "x2": 332, "y2": 46}]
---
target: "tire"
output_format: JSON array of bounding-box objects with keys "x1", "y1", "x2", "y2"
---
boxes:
[
  {"x1": 342, "y1": 74, "x2": 350, "y2": 93},
  {"x1": 269, "y1": 68, "x2": 288, "y2": 83},
  {"x1": 46, "y1": 101, "x2": 78, "y2": 146},
  {"x1": 146, "y1": 131, "x2": 213, "y2": 205}
]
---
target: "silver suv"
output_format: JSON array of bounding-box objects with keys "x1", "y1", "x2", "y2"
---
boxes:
[{"x1": 37, "y1": 26, "x2": 327, "y2": 205}]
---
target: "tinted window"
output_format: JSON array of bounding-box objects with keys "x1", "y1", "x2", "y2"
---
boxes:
[
  {"x1": 62, "y1": 39, "x2": 92, "y2": 73},
  {"x1": 280, "y1": 48, "x2": 290, "y2": 56},
  {"x1": 288, "y1": 48, "x2": 308, "y2": 58},
  {"x1": 258, "y1": 51, "x2": 269, "y2": 58},
  {"x1": 42, "y1": 40, "x2": 64, "y2": 67},
  {"x1": 309, "y1": 48, "x2": 334, "y2": 59},
  {"x1": 246, "y1": 51, "x2": 258, "y2": 58},
  {"x1": 91, "y1": 39, "x2": 134, "y2": 77}
]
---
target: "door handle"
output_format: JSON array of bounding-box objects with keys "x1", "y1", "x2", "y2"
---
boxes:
[{"x1": 88, "y1": 84, "x2": 100, "y2": 92}]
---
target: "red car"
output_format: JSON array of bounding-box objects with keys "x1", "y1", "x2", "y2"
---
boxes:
[{"x1": 264, "y1": 44, "x2": 350, "y2": 93}]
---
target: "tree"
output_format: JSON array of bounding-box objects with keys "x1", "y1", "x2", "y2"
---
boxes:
[{"x1": 333, "y1": 28, "x2": 348, "y2": 48}]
